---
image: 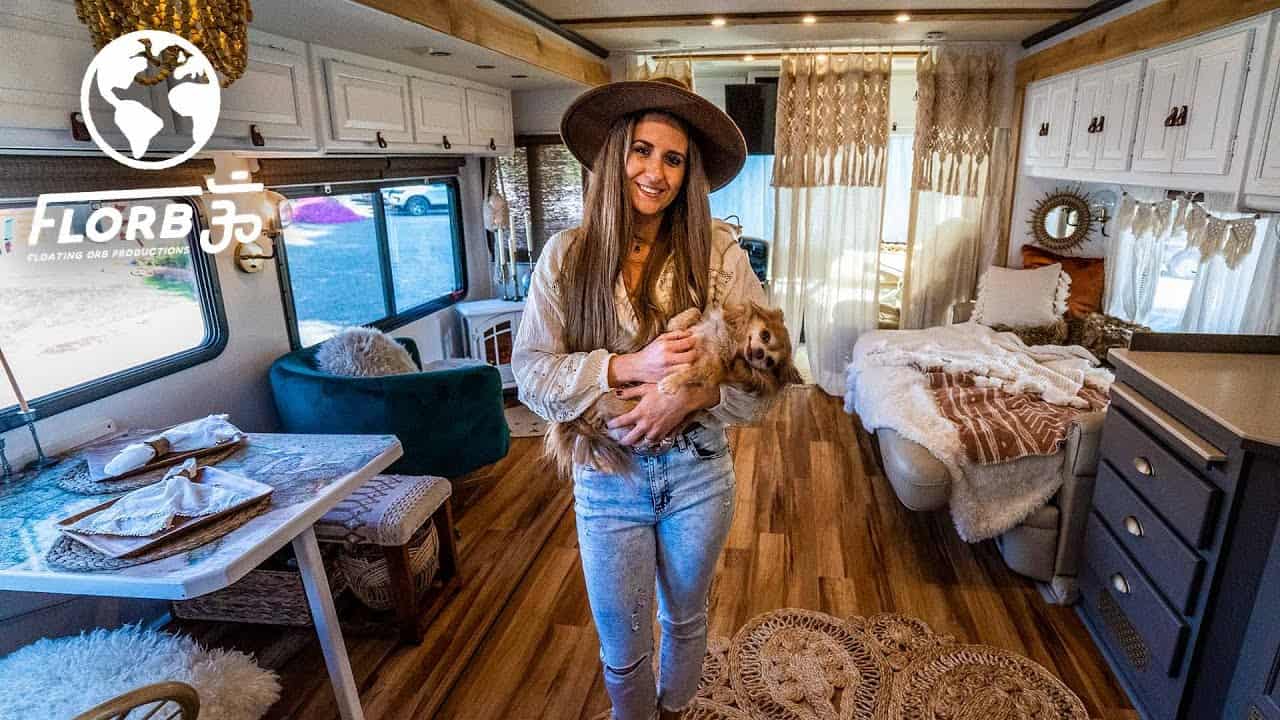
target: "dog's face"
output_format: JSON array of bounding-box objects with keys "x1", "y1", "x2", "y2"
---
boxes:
[{"x1": 735, "y1": 303, "x2": 802, "y2": 388}]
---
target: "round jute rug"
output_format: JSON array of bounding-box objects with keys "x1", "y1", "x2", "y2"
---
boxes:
[{"x1": 690, "y1": 608, "x2": 1088, "y2": 720}]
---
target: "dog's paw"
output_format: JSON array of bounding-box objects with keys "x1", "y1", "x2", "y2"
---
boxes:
[{"x1": 657, "y1": 376, "x2": 680, "y2": 395}]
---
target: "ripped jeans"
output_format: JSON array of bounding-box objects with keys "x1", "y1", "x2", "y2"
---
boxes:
[{"x1": 573, "y1": 420, "x2": 736, "y2": 720}]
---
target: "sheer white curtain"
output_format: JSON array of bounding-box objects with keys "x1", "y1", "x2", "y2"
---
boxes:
[
  {"x1": 773, "y1": 186, "x2": 882, "y2": 393},
  {"x1": 1243, "y1": 221, "x2": 1280, "y2": 334},
  {"x1": 900, "y1": 48, "x2": 1006, "y2": 329},
  {"x1": 1182, "y1": 216, "x2": 1273, "y2": 333},
  {"x1": 770, "y1": 52, "x2": 890, "y2": 395}
]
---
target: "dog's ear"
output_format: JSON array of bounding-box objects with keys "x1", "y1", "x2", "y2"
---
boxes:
[{"x1": 777, "y1": 360, "x2": 803, "y2": 386}]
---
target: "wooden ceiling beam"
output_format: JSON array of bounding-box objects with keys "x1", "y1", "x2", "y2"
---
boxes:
[
  {"x1": 350, "y1": 0, "x2": 612, "y2": 86},
  {"x1": 558, "y1": 8, "x2": 1079, "y2": 30}
]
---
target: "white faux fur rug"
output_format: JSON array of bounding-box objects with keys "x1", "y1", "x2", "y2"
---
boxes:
[
  {"x1": 0, "y1": 624, "x2": 280, "y2": 719},
  {"x1": 505, "y1": 403, "x2": 548, "y2": 438}
]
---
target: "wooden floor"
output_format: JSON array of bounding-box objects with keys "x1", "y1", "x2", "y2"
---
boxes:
[{"x1": 180, "y1": 387, "x2": 1136, "y2": 719}]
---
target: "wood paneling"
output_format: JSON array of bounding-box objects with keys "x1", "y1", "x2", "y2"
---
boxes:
[
  {"x1": 177, "y1": 388, "x2": 1134, "y2": 719},
  {"x1": 560, "y1": 8, "x2": 1078, "y2": 30},
  {"x1": 351, "y1": 0, "x2": 610, "y2": 87}
]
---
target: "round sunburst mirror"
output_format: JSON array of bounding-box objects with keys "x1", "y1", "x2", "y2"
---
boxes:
[{"x1": 1028, "y1": 186, "x2": 1096, "y2": 253}]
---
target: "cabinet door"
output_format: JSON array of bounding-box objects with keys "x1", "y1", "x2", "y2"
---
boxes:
[
  {"x1": 1096, "y1": 60, "x2": 1144, "y2": 171},
  {"x1": 1133, "y1": 48, "x2": 1186, "y2": 173},
  {"x1": 1041, "y1": 78, "x2": 1075, "y2": 167},
  {"x1": 204, "y1": 36, "x2": 316, "y2": 149},
  {"x1": 0, "y1": 0, "x2": 174, "y2": 151},
  {"x1": 1173, "y1": 29, "x2": 1253, "y2": 175},
  {"x1": 1022, "y1": 84, "x2": 1050, "y2": 165},
  {"x1": 1068, "y1": 70, "x2": 1106, "y2": 169},
  {"x1": 1250, "y1": 38, "x2": 1280, "y2": 189},
  {"x1": 409, "y1": 77, "x2": 467, "y2": 147},
  {"x1": 465, "y1": 87, "x2": 513, "y2": 151},
  {"x1": 323, "y1": 59, "x2": 414, "y2": 146}
]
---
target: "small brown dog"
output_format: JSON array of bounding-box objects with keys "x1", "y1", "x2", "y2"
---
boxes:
[{"x1": 547, "y1": 302, "x2": 801, "y2": 477}]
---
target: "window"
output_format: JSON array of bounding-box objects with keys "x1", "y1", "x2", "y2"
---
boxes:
[
  {"x1": 710, "y1": 154, "x2": 775, "y2": 242},
  {"x1": 496, "y1": 139, "x2": 585, "y2": 264},
  {"x1": 276, "y1": 178, "x2": 465, "y2": 347},
  {"x1": 0, "y1": 197, "x2": 226, "y2": 430}
]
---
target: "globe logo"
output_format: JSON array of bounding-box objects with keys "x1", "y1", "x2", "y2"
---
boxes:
[{"x1": 79, "y1": 30, "x2": 221, "y2": 170}]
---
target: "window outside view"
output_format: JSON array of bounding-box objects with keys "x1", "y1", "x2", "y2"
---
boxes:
[
  {"x1": 280, "y1": 181, "x2": 462, "y2": 347},
  {"x1": 0, "y1": 199, "x2": 208, "y2": 412}
]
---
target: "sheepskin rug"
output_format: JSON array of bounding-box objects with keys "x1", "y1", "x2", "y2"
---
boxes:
[
  {"x1": 0, "y1": 625, "x2": 280, "y2": 719},
  {"x1": 316, "y1": 326, "x2": 418, "y2": 377}
]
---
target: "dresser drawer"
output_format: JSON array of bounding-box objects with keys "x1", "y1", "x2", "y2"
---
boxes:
[
  {"x1": 1080, "y1": 565, "x2": 1188, "y2": 720},
  {"x1": 1093, "y1": 460, "x2": 1206, "y2": 614},
  {"x1": 1101, "y1": 408, "x2": 1221, "y2": 547},
  {"x1": 1084, "y1": 512, "x2": 1189, "y2": 675}
]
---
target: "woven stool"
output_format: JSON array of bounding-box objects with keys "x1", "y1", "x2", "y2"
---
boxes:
[{"x1": 315, "y1": 474, "x2": 461, "y2": 643}]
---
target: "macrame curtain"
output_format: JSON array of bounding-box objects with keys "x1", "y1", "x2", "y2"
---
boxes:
[
  {"x1": 627, "y1": 57, "x2": 693, "y2": 86},
  {"x1": 1116, "y1": 194, "x2": 1261, "y2": 269},
  {"x1": 913, "y1": 48, "x2": 1001, "y2": 197},
  {"x1": 772, "y1": 52, "x2": 892, "y2": 188}
]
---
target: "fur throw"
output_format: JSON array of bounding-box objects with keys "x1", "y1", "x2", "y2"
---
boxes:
[
  {"x1": 988, "y1": 318, "x2": 1069, "y2": 347},
  {"x1": 0, "y1": 624, "x2": 280, "y2": 720},
  {"x1": 315, "y1": 327, "x2": 418, "y2": 377}
]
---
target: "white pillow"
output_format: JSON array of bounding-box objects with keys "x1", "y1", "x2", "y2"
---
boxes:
[{"x1": 972, "y1": 264, "x2": 1070, "y2": 328}]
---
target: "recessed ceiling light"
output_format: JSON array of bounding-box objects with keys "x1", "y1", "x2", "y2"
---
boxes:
[
  {"x1": 429, "y1": 50, "x2": 452, "y2": 57},
  {"x1": 476, "y1": 64, "x2": 496, "y2": 69},
  {"x1": 802, "y1": 15, "x2": 817, "y2": 24},
  {"x1": 710, "y1": 17, "x2": 726, "y2": 27},
  {"x1": 895, "y1": 12, "x2": 911, "y2": 22},
  {"x1": 511, "y1": 74, "x2": 528, "y2": 78},
  {"x1": 743, "y1": 54, "x2": 755, "y2": 62}
]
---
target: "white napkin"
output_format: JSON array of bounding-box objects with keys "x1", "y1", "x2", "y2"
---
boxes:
[
  {"x1": 71, "y1": 460, "x2": 261, "y2": 537},
  {"x1": 101, "y1": 414, "x2": 243, "y2": 479}
]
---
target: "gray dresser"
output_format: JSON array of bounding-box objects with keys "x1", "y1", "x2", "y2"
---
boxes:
[{"x1": 1080, "y1": 343, "x2": 1280, "y2": 719}]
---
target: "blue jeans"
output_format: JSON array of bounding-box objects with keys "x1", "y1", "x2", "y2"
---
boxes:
[{"x1": 573, "y1": 421, "x2": 736, "y2": 720}]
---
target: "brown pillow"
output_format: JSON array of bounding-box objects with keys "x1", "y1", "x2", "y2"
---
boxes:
[{"x1": 1021, "y1": 245, "x2": 1104, "y2": 319}]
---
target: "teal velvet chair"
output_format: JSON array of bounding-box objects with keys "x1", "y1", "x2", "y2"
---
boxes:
[{"x1": 269, "y1": 338, "x2": 510, "y2": 478}]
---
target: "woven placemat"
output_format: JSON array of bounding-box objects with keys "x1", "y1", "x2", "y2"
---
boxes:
[
  {"x1": 56, "y1": 444, "x2": 243, "y2": 495},
  {"x1": 45, "y1": 498, "x2": 271, "y2": 572}
]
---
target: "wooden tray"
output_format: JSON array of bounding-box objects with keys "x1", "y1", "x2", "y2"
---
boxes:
[
  {"x1": 86, "y1": 435, "x2": 247, "y2": 484},
  {"x1": 57, "y1": 469, "x2": 272, "y2": 558}
]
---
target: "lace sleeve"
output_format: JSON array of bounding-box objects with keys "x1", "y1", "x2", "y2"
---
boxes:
[
  {"x1": 511, "y1": 231, "x2": 614, "y2": 423},
  {"x1": 706, "y1": 241, "x2": 777, "y2": 427}
]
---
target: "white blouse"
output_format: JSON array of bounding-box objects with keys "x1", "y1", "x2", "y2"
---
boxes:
[{"x1": 512, "y1": 220, "x2": 772, "y2": 426}]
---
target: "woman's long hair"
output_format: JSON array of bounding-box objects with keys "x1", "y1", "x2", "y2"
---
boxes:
[{"x1": 561, "y1": 111, "x2": 714, "y2": 353}]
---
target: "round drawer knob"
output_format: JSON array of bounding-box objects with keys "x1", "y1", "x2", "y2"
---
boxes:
[
  {"x1": 1124, "y1": 515, "x2": 1144, "y2": 537},
  {"x1": 1111, "y1": 573, "x2": 1130, "y2": 595},
  {"x1": 1133, "y1": 456, "x2": 1153, "y2": 476}
]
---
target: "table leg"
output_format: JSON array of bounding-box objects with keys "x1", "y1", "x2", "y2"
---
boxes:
[{"x1": 293, "y1": 526, "x2": 365, "y2": 720}]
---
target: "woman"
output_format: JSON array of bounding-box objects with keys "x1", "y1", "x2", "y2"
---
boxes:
[{"x1": 512, "y1": 77, "x2": 772, "y2": 720}]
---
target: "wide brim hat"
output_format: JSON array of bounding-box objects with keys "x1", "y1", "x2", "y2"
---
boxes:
[{"x1": 560, "y1": 77, "x2": 748, "y2": 192}]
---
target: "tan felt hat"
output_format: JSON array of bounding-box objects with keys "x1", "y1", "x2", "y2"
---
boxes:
[{"x1": 560, "y1": 77, "x2": 748, "y2": 192}]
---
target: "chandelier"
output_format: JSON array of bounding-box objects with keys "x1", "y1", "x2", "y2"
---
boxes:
[{"x1": 74, "y1": 0, "x2": 253, "y2": 87}]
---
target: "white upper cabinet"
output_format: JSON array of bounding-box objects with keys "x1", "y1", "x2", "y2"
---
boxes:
[
  {"x1": 466, "y1": 88, "x2": 514, "y2": 152},
  {"x1": 1246, "y1": 18, "x2": 1280, "y2": 208},
  {"x1": 1068, "y1": 69, "x2": 1107, "y2": 169},
  {"x1": 323, "y1": 59, "x2": 414, "y2": 149},
  {"x1": 1133, "y1": 47, "x2": 1187, "y2": 173},
  {"x1": 1173, "y1": 29, "x2": 1253, "y2": 174},
  {"x1": 1022, "y1": 83, "x2": 1051, "y2": 166},
  {"x1": 202, "y1": 32, "x2": 317, "y2": 150},
  {"x1": 1041, "y1": 77, "x2": 1075, "y2": 167},
  {"x1": 1097, "y1": 60, "x2": 1144, "y2": 171},
  {"x1": 410, "y1": 78, "x2": 467, "y2": 149},
  {"x1": 0, "y1": 0, "x2": 177, "y2": 152}
]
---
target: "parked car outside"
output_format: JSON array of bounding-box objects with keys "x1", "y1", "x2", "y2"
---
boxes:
[{"x1": 383, "y1": 185, "x2": 450, "y2": 216}]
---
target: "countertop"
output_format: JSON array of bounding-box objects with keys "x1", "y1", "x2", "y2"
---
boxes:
[{"x1": 1110, "y1": 349, "x2": 1280, "y2": 448}]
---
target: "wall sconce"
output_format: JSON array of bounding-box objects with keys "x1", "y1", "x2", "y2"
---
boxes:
[{"x1": 234, "y1": 189, "x2": 286, "y2": 273}]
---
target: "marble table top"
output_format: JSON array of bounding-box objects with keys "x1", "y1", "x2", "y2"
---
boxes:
[{"x1": 0, "y1": 432, "x2": 402, "y2": 600}]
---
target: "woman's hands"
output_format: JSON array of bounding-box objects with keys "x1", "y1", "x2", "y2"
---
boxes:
[
  {"x1": 608, "y1": 330, "x2": 698, "y2": 386},
  {"x1": 606, "y1": 382, "x2": 720, "y2": 447}
]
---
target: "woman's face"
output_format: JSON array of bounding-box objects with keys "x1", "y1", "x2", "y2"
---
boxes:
[{"x1": 626, "y1": 113, "x2": 689, "y2": 218}]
